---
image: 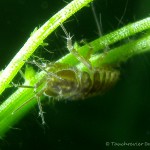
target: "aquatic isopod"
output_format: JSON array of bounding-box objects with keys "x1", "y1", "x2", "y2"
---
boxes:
[
  {"x1": 41, "y1": 63, "x2": 120, "y2": 100},
  {"x1": 13, "y1": 25, "x2": 120, "y2": 124}
]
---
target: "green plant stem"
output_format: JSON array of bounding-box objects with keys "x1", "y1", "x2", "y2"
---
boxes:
[
  {"x1": 0, "y1": 11, "x2": 150, "y2": 137},
  {"x1": 59, "y1": 17, "x2": 150, "y2": 66},
  {"x1": 0, "y1": 0, "x2": 93, "y2": 95},
  {"x1": 77, "y1": 34, "x2": 150, "y2": 71}
]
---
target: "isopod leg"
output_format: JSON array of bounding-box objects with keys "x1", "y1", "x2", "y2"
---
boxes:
[
  {"x1": 61, "y1": 24, "x2": 92, "y2": 71},
  {"x1": 36, "y1": 96, "x2": 45, "y2": 125}
]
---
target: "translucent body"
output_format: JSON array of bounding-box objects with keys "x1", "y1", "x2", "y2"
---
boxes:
[
  {"x1": 13, "y1": 25, "x2": 120, "y2": 124},
  {"x1": 37, "y1": 63, "x2": 120, "y2": 100}
]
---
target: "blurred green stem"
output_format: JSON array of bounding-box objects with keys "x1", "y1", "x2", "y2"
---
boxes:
[
  {"x1": 0, "y1": 0, "x2": 93, "y2": 138},
  {"x1": 0, "y1": 0, "x2": 93, "y2": 95}
]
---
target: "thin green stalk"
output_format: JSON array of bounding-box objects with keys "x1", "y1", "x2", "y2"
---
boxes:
[
  {"x1": 59, "y1": 17, "x2": 150, "y2": 65},
  {"x1": 0, "y1": 0, "x2": 93, "y2": 138},
  {"x1": 77, "y1": 33, "x2": 150, "y2": 70},
  {"x1": 0, "y1": 0, "x2": 93, "y2": 95}
]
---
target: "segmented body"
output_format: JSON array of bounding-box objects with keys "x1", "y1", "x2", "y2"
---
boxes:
[
  {"x1": 13, "y1": 24, "x2": 120, "y2": 124},
  {"x1": 41, "y1": 63, "x2": 120, "y2": 100}
]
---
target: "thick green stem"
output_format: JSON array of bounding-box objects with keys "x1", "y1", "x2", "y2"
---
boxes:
[
  {"x1": 0, "y1": 0, "x2": 93, "y2": 95},
  {"x1": 0, "y1": 0, "x2": 93, "y2": 138},
  {"x1": 59, "y1": 17, "x2": 150, "y2": 65},
  {"x1": 77, "y1": 34, "x2": 150, "y2": 70}
]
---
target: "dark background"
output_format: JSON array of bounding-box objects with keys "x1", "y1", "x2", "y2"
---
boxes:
[{"x1": 0, "y1": 0, "x2": 150, "y2": 149}]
